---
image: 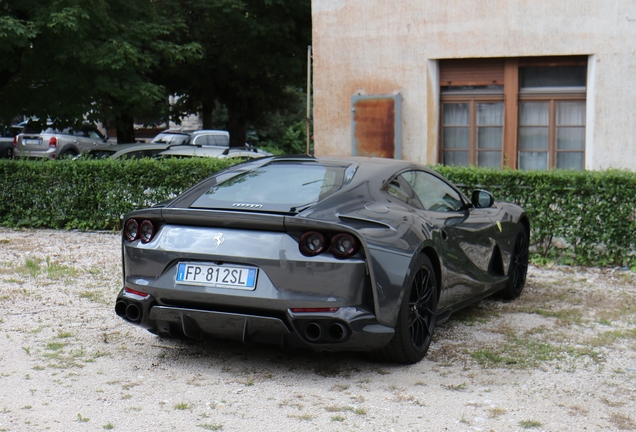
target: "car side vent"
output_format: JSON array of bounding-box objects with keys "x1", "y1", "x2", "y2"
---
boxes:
[
  {"x1": 338, "y1": 215, "x2": 393, "y2": 231},
  {"x1": 488, "y1": 245, "x2": 505, "y2": 277}
]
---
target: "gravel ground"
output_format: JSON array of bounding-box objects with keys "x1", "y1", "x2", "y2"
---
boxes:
[{"x1": 0, "y1": 228, "x2": 635, "y2": 432}]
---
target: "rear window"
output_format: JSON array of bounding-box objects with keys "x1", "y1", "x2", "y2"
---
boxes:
[
  {"x1": 152, "y1": 133, "x2": 190, "y2": 144},
  {"x1": 191, "y1": 162, "x2": 353, "y2": 213}
]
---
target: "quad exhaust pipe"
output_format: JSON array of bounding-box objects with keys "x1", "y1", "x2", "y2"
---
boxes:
[
  {"x1": 115, "y1": 300, "x2": 143, "y2": 323},
  {"x1": 301, "y1": 321, "x2": 349, "y2": 343}
]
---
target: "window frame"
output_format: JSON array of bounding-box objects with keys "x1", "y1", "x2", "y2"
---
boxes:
[
  {"x1": 517, "y1": 91, "x2": 586, "y2": 170},
  {"x1": 440, "y1": 93, "x2": 505, "y2": 167},
  {"x1": 438, "y1": 56, "x2": 588, "y2": 170}
]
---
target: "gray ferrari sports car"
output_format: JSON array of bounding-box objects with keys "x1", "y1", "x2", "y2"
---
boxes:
[{"x1": 115, "y1": 156, "x2": 529, "y2": 363}]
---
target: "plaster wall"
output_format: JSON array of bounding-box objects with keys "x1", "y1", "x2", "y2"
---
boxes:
[{"x1": 312, "y1": 0, "x2": 636, "y2": 170}]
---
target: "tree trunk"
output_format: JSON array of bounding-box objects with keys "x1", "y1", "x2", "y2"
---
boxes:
[
  {"x1": 200, "y1": 101, "x2": 214, "y2": 130},
  {"x1": 115, "y1": 112, "x2": 135, "y2": 143},
  {"x1": 227, "y1": 100, "x2": 247, "y2": 148}
]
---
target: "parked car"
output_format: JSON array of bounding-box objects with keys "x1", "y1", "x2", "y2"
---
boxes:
[
  {"x1": 0, "y1": 125, "x2": 23, "y2": 158},
  {"x1": 151, "y1": 129, "x2": 230, "y2": 147},
  {"x1": 156, "y1": 145, "x2": 269, "y2": 159},
  {"x1": 76, "y1": 143, "x2": 171, "y2": 160},
  {"x1": 14, "y1": 123, "x2": 109, "y2": 159},
  {"x1": 115, "y1": 156, "x2": 529, "y2": 364}
]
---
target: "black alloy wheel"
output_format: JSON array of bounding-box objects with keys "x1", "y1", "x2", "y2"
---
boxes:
[
  {"x1": 500, "y1": 224, "x2": 529, "y2": 299},
  {"x1": 372, "y1": 254, "x2": 438, "y2": 364},
  {"x1": 408, "y1": 263, "x2": 437, "y2": 351}
]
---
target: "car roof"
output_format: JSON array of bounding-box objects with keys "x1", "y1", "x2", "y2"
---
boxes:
[
  {"x1": 110, "y1": 143, "x2": 170, "y2": 156},
  {"x1": 157, "y1": 146, "x2": 263, "y2": 159},
  {"x1": 190, "y1": 130, "x2": 229, "y2": 136}
]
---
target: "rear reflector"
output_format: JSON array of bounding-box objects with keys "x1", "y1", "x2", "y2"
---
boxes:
[
  {"x1": 124, "y1": 287, "x2": 149, "y2": 298},
  {"x1": 290, "y1": 307, "x2": 340, "y2": 313}
]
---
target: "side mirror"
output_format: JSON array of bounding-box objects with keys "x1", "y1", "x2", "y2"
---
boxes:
[{"x1": 471, "y1": 190, "x2": 494, "y2": 208}]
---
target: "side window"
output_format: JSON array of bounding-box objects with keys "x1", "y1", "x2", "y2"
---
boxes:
[
  {"x1": 193, "y1": 135, "x2": 208, "y2": 145},
  {"x1": 383, "y1": 176, "x2": 422, "y2": 209},
  {"x1": 214, "y1": 135, "x2": 229, "y2": 146},
  {"x1": 87, "y1": 130, "x2": 102, "y2": 139},
  {"x1": 402, "y1": 171, "x2": 464, "y2": 212}
]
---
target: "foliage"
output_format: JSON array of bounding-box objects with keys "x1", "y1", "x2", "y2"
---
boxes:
[
  {"x1": 0, "y1": 158, "x2": 237, "y2": 230},
  {"x1": 167, "y1": 0, "x2": 312, "y2": 147},
  {"x1": 249, "y1": 87, "x2": 309, "y2": 154},
  {"x1": 0, "y1": 0, "x2": 201, "y2": 141},
  {"x1": 433, "y1": 166, "x2": 636, "y2": 268},
  {"x1": 1, "y1": 160, "x2": 634, "y2": 268}
]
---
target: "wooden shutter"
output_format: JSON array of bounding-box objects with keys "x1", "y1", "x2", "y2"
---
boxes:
[{"x1": 440, "y1": 59, "x2": 505, "y2": 86}]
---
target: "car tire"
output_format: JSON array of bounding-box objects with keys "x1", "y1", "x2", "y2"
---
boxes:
[
  {"x1": 59, "y1": 149, "x2": 77, "y2": 159},
  {"x1": 372, "y1": 254, "x2": 438, "y2": 364},
  {"x1": 499, "y1": 223, "x2": 529, "y2": 300}
]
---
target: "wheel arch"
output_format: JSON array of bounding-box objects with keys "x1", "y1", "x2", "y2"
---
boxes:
[
  {"x1": 420, "y1": 246, "x2": 442, "y2": 302},
  {"x1": 60, "y1": 145, "x2": 79, "y2": 156}
]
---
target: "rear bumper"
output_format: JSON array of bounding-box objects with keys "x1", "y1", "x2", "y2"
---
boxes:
[
  {"x1": 115, "y1": 288, "x2": 394, "y2": 352},
  {"x1": 14, "y1": 147, "x2": 57, "y2": 159}
]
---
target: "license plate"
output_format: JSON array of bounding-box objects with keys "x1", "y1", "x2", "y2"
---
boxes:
[
  {"x1": 24, "y1": 138, "x2": 41, "y2": 145},
  {"x1": 176, "y1": 263, "x2": 257, "y2": 290}
]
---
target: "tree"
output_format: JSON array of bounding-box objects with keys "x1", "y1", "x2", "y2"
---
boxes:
[
  {"x1": 0, "y1": 0, "x2": 200, "y2": 142},
  {"x1": 168, "y1": 0, "x2": 311, "y2": 147}
]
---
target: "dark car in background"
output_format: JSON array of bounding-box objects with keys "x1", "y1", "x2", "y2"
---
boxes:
[
  {"x1": 14, "y1": 123, "x2": 109, "y2": 159},
  {"x1": 0, "y1": 125, "x2": 23, "y2": 158},
  {"x1": 115, "y1": 156, "x2": 529, "y2": 364},
  {"x1": 77, "y1": 143, "x2": 171, "y2": 160}
]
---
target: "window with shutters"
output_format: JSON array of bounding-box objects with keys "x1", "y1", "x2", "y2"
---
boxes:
[{"x1": 439, "y1": 57, "x2": 587, "y2": 170}]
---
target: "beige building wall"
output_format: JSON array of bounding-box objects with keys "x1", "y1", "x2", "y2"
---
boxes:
[{"x1": 312, "y1": 0, "x2": 636, "y2": 170}]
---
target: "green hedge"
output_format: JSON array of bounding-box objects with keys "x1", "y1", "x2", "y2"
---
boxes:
[
  {"x1": 433, "y1": 166, "x2": 636, "y2": 269},
  {"x1": 1, "y1": 159, "x2": 634, "y2": 269},
  {"x1": 0, "y1": 158, "x2": 237, "y2": 231}
]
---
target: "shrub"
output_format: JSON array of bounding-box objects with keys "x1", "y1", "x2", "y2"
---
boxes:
[
  {"x1": 0, "y1": 158, "x2": 237, "y2": 230},
  {"x1": 1, "y1": 159, "x2": 634, "y2": 268},
  {"x1": 433, "y1": 166, "x2": 636, "y2": 268}
]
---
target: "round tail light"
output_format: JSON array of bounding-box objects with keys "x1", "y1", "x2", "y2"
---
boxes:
[
  {"x1": 139, "y1": 220, "x2": 155, "y2": 243},
  {"x1": 124, "y1": 219, "x2": 139, "y2": 241},
  {"x1": 331, "y1": 233, "x2": 359, "y2": 259},
  {"x1": 299, "y1": 231, "x2": 327, "y2": 256}
]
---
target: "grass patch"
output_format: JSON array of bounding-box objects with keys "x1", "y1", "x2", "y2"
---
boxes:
[
  {"x1": 519, "y1": 419, "x2": 542, "y2": 429},
  {"x1": 45, "y1": 257, "x2": 79, "y2": 279},
  {"x1": 46, "y1": 342, "x2": 67, "y2": 351},
  {"x1": 533, "y1": 308, "x2": 584, "y2": 325},
  {"x1": 22, "y1": 259, "x2": 41, "y2": 277},
  {"x1": 609, "y1": 412, "x2": 636, "y2": 430},
  {"x1": 331, "y1": 415, "x2": 345, "y2": 422},
  {"x1": 174, "y1": 402, "x2": 191, "y2": 410},
  {"x1": 198, "y1": 424, "x2": 223, "y2": 431},
  {"x1": 330, "y1": 383, "x2": 349, "y2": 392},
  {"x1": 288, "y1": 413, "x2": 315, "y2": 421},
  {"x1": 79, "y1": 290, "x2": 105, "y2": 303},
  {"x1": 471, "y1": 350, "x2": 507, "y2": 365},
  {"x1": 488, "y1": 407, "x2": 506, "y2": 418}
]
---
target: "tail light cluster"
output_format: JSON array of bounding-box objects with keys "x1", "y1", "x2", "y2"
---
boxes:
[
  {"x1": 124, "y1": 218, "x2": 157, "y2": 243},
  {"x1": 299, "y1": 231, "x2": 360, "y2": 259},
  {"x1": 49, "y1": 136, "x2": 57, "y2": 148}
]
